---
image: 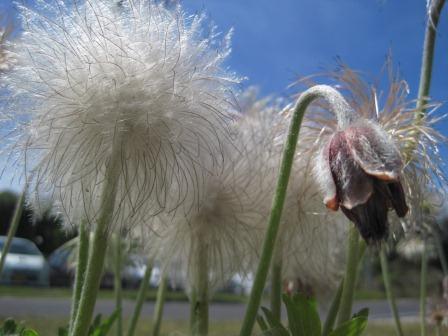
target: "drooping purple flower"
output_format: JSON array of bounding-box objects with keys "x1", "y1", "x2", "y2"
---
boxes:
[{"x1": 317, "y1": 120, "x2": 408, "y2": 243}]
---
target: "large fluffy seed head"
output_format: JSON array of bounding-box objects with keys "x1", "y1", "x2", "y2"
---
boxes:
[
  {"x1": 3, "y1": 0, "x2": 240, "y2": 232},
  {"x1": 298, "y1": 62, "x2": 447, "y2": 235}
]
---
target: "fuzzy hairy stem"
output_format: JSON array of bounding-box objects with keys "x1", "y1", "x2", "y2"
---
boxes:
[
  {"x1": 420, "y1": 241, "x2": 428, "y2": 336},
  {"x1": 152, "y1": 275, "x2": 168, "y2": 336},
  {"x1": 190, "y1": 237, "x2": 209, "y2": 336},
  {"x1": 336, "y1": 224, "x2": 361, "y2": 326},
  {"x1": 71, "y1": 139, "x2": 122, "y2": 336},
  {"x1": 434, "y1": 233, "x2": 448, "y2": 275},
  {"x1": 436, "y1": 322, "x2": 442, "y2": 336},
  {"x1": 270, "y1": 260, "x2": 283, "y2": 321},
  {"x1": 113, "y1": 235, "x2": 123, "y2": 336},
  {"x1": 380, "y1": 247, "x2": 404, "y2": 336},
  {"x1": 239, "y1": 85, "x2": 353, "y2": 336},
  {"x1": 405, "y1": 0, "x2": 446, "y2": 160},
  {"x1": 322, "y1": 279, "x2": 344, "y2": 336},
  {"x1": 416, "y1": 0, "x2": 445, "y2": 120},
  {"x1": 127, "y1": 261, "x2": 152, "y2": 336},
  {"x1": 0, "y1": 186, "x2": 26, "y2": 277},
  {"x1": 69, "y1": 220, "x2": 90, "y2": 333}
]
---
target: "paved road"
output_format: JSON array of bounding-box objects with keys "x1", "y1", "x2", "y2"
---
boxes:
[{"x1": 0, "y1": 296, "x2": 420, "y2": 321}]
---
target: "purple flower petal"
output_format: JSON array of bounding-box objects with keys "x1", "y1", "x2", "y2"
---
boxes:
[{"x1": 345, "y1": 121, "x2": 403, "y2": 181}]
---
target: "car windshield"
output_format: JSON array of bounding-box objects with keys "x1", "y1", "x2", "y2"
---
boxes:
[{"x1": 0, "y1": 238, "x2": 41, "y2": 256}]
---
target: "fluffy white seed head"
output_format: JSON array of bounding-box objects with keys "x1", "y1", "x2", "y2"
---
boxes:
[
  {"x1": 147, "y1": 89, "x2": 294, "y2": 293},
  {"x1": 2, "y1": 0, "x2": 240, "y2": 233}
]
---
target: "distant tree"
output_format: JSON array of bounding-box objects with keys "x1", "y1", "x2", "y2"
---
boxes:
[{"x1": 0, "y1": 190, "x2": 74, "y2": 255}]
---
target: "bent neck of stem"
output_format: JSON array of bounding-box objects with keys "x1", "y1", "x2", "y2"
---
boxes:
[{"x1": 239, "y1": 85, "x2": 354, "y2": 336}]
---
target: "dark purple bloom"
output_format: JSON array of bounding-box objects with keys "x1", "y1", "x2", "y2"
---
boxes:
[{"x1": 317, "y1": 121, "x2": 408, "y2": 243}]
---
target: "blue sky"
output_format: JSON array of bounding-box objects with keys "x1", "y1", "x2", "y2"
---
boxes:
[{"x1": 1, "y1": 0, "x2": 447, "y2": 191}]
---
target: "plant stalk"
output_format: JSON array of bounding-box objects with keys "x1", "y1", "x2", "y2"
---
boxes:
[
  {"x1": 113, "y1": 235, "x2": 123, "y2": 336},
  {"x1": 152, "y1": 275, "x2": 168, "y2": 336},
  {"x1": 436, "y1": 322, "x2": 442, "y2": 336},
  {"x1": 322, "y1": 279, "x2": 344, "y2": 336},
  {"x1": 239, "y1": 85, "x2": 353, "y2": 336},
  {"x1": 270, "y1": 259, "x2": 283, "y2": 321},
  {"x1": 416, "y1": 0, "x2": 445, "y2": 121},
  {"x1": 0, "y1": 186, "x2": 26, "y2": 277},
  {"x1": 336, "y1": 224, "x2": 360, "y2": 326},
  {"x1": 380, "y1": 247, "x2": 404, "y2": 336},
  {"x1": 434, "y1": 233, "x2": 448, "y2": 276},
  {"x1": 71, "y1": 138, "x2": 122, "y2": 336},
  {"x1": 190, "y1": 237, "x2": 209, "y2": 336},
  {"x1": 127, "y1": 260, "x2": 152, "y2": 336},
  {"x1": 420, "y1": 240, "x2": 428, "y2": 336},
  {"x1": 69, "y1": 220, "x2": 90, "y2": 333}
]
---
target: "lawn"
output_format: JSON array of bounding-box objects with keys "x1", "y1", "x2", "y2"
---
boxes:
[
  {"x1": 0, "y1": 286, "x2": 245, "y2": 303},
  {"x1": 1, "y1": 317, "x2": 442, "y2": 336}
]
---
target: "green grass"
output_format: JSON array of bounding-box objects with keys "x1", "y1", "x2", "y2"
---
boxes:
[
  {"x1": 0, "y1": 285, "x2": 245, "y2": 303},
  {"x1": 0, "y1": 317, "x2": 442, "y2": 336}
]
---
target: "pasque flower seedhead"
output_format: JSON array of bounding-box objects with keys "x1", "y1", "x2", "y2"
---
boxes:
[{"x1": 3, "y1": 0, "x2": 240, "y2": 233}]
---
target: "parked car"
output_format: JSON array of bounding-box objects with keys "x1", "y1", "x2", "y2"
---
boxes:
[
  {"x1": 0, "y1": 236, "x2": 49, "y2": 286},
  {"x1": 48, "y1": 244, "x2": 146, "y2": 289},
  {"x1": 48, "y1": 243, "x2": 115, "y2": 288},
  {"x1": 219, "y1": 273, "x2": 253, "y2": 296}
]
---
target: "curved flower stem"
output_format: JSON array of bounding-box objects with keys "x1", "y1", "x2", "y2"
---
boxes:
[
  {"x1": 71, "y1": 139, "x2": 122, "y2": 336},
  {"x1": 420, "y1": 240, "x2": 428, "y2": 336},
  {"x1": 380, "y1": 247, "x2": 404, "y2": 336},
  {"x1": 113, "y1": 235, "x2": 123, "y2": 336},
  {"x1": 336, "y1": 224, "x2": 361, "y2": 326},
  {"x1": 127, "y1": 260, "x2": 152, "y2": 336},
  {"x1": 0, "y1": 185, "x2": 27, "y2": 277},
  {"x1": 239, "y1": 85, "x2": 353, "y2": 336},
  {"x1": 416, "y1": 0, "x2": 445, "y2": 121},
  {"x1": 270, "y1": 253, "x2": 283, "y2": 321},
  {"x1": 190, "y1": 237, "x2": 209, "y2": 336},
  {"x1": 322, "y1": 279, "x2": 344, "y2": 336},
  {"x1": 69, "y1": 220, "x2": 90, "y2": 333},
  {"x1": 151, "y1": 275, "x2": 168, "y2": 336}
]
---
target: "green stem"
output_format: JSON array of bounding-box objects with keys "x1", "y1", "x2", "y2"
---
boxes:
[
  {"x1": 322, "y1": 280, "x2": 344, "y2": 336},
  {"x1": 0, "y1": 186, "x2": 26, "y2": 277},
  {"x1": 69, "y1": 220, "x2": 90, "y2": 333},
  {"x1": 190, "y1": 237, "x2": 209, "y2": 336},
  {"x1": 127, "y1": 260, "x2": 152, "y2": 336},
  {"x1": 420, "y1": 240, "x2": 428, "y2": 336},
  {"x1": 152, "y1": 275, "x2": 168, "y2": 336},
  {"x1": 113, "y1": 235, "x2": 123, "y2": 336},
  {"x1": 434, "y1": 233, "x2": 448, "y2": 276},
  {"x1": 436, "y1": 322, "x2": 442, "y2": 336},
  {"x1": 380, "y1": 247, "x2": 404, "y2": 336},
  {"x1": 270, "y1": 259, "x2": 283, "y2": 321},
  {"x1": 239, "y1": 85, "x2": 354, "y2": 336},
  {"x1": 416, "y1": 0, "x2": 445, "y2": 120},
  {"x1": 71, "y1": 139, "x2": 122, "y2": 336},
  {"x1": 336, "y1": 225, "x2": 360, "y2": 326}
]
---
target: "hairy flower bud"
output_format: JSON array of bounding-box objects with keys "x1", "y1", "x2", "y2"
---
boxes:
[{"x1": 319, "y1": 120, "x2": 408, "y2": 242}]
